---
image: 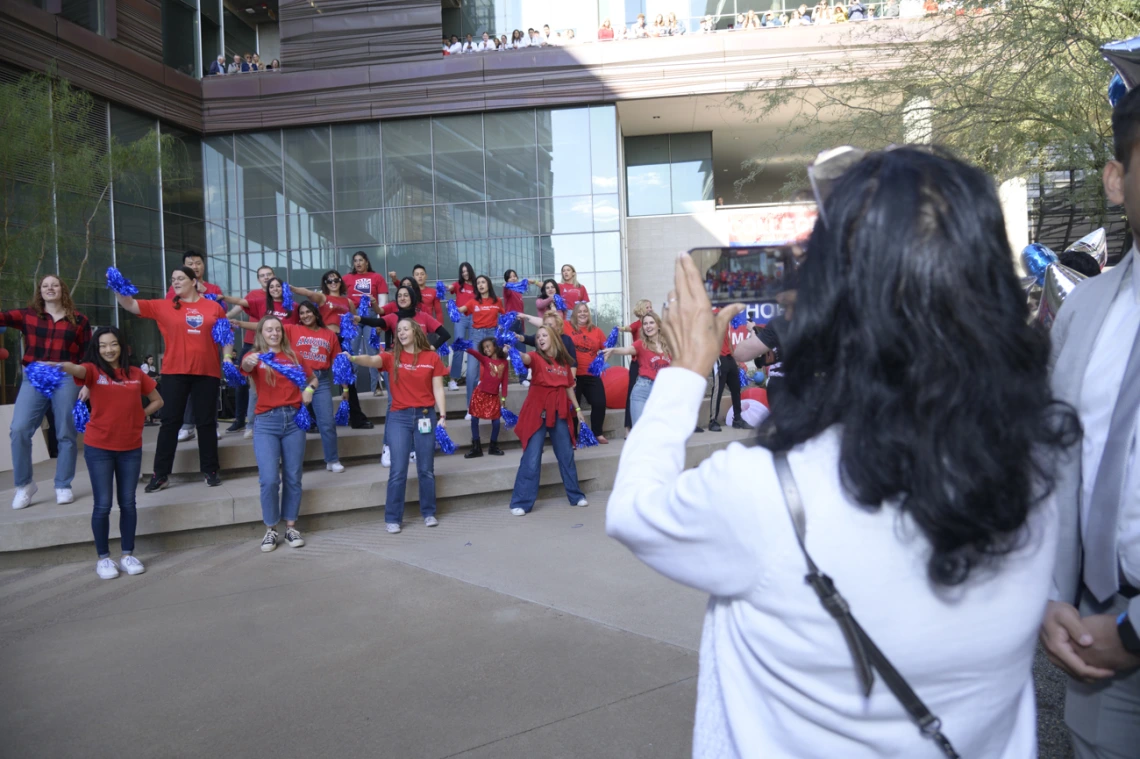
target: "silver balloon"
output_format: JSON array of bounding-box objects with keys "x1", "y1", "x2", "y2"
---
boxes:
[
  {"x1": 1035, "y1": 262, "x2": 1087, "y2": 330},
  {"x1": 1064, "y1": 228, "x2": 1107, "y2": 270}
]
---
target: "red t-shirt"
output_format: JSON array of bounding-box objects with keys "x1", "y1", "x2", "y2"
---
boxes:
[
  {"x1": 628, "y1": 320, "x2": 642, "y2": 342},
  {"x1": 633, "y1": 339, "x2": 671, "y2": 381},
  {"x1": 721, "y1": 322, "x2": 753, "y2": 357},
  {"x1": 449, "y1": 281, "x2": 476, "y2": 309},
  {"x1": 319, "y1": 294, "x2": 353, "y2": 327},
  {"x1": 75, "y1": 364, "x2": 156, "y2": 451},
  {"x1": 285, "y1": 324, "x2": 337, "y2": 372},
  {"x1": 242, "y1": 354, "x2": 307, "y2": 415},
  {"x1": 380, "y1": 350, "x2": 447, "y2": 411},
  {"x1": 558, "y1": 283, "x2": 589, "y2": 312},
  {"x1": 529, "y1": 350, "x2": 575, "y2": 389},
  {"x1": 165, "y1": 281, "x2": 223, "y2": 300},
  {"x1": 569, "y1": 325, "x2": 606, "y2": 377},
  {"x1": 247, "y1": 296, "x2": 299, "y2": 326},
  {"x1": 137, "y1": 297, "x2": 229, "y2": 377},
  {"x1": 502, "y1": 288, "x2": 524, "y2": 315},
  {"x1": 378, "y1": 312, "x2": 443, "y2": 335},
  {"x1": 241, "y1": 290, "x2": 264, "y2": 345},
  {"x1": 466, "y1": 297, "x2": 503, "y2": 329},
  {"x1": 344, "y1": 272, "x2": 389, "y2": 309},
  {"x1": 467, "y1": 350, "x2": 510, "y2": 397}
]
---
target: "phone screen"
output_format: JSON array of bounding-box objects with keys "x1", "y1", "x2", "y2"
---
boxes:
[{"x1": 688, "y1": 246, "x2": 801, "y2": 325}]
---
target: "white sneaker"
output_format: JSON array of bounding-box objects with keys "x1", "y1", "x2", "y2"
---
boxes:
[
  {"x1": 119, "y1": 555, "x2": 146, "y2": 575},
  {"x1": 511, "y1": 507, "x2": 526, "y2": 516},
  {"x1": 521, "y1": 380, "x2": 530, "y2": 387},
  {"x1": 386, "y1": 523, "x2": 402, "y2": 533},
  {"x1": 326, "y1": 461, "x2": 346, "y2": 473},
  {"x1": 216, "y1": 429, "x2": 223, "y2": 440},
  {"x1": 464, "y1": 413, "x2": 472, "y2": 421},
  {"x1": 11, "y1": 483, "x2": 37, "y2": 510},
  {"x1": 285, "y1": 527, "x2": 305, "y2": 547},
  {"x1": 424, "y1": 515, "x2": 439, "y2": 527},
  {"x1": 576, "y1": 498, "x2": 589, "y2": 507},
  {"x1": 448, "y1": 380, "x2": 459, "y2": 391},
  {"x1": 96, "y1": 558, "x2": 119, "y2": 579},
  {"x1": 55, "y1": 488, "x2": 75, "y2": 505},
  {"x1": 381, "y1": 445, "x2": 391, "y2": 468},
  {"x1": 409, "y1": 451, "x2": 416, "y2": 462},
  {"x1": 243, "y1": 428, "x2": 253, "y2": 439},
  {"x1": 177, "y1": 428, "x2": 195, "y2": 442},
  {"x1": 260, "y1": 529, "x2": 278, "y2": 552}
]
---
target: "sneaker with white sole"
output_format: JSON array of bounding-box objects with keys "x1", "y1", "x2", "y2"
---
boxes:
[
  {"x1": 216, "y1": 429, "x2": 223, "y2": 439},
  {"x1": 521, "y1": 380, "x2": 530, "y2": 387},
  {"x1": 177, "y1": 428, "x2": 195, "y2": 442},
  {"x1": 96, "y1": 558, "x2": 119, "y2": 579},
  {"x1": 260, "y1": 529, "x2": 279, "y2": 552},
  {"x1": 576, "y1": 498, "x2": 589, "y2": 507},
  {"x1": 11, "y1": 483, "x2": 38, "y2": 510},
  {"x1": 119, "y1": 555, "x2": 146, "y2": 575},
  {"x1": 424, "y1": 515, "x2": 439, "y2": 527},
  {"x1": 381, "y1": 445, "x2": 391, "y2": 468},
  {"x1": 243, "y1": 428, "x2": 254, "y2": 439},
  {"x1": 326, "y1": 461, "x2": 345, "y2": 473},
  {"x1": 55, "y1": 488, "x2": 75, "y2": 505},
  {"x1": 511, "y1": 507, "x2": 526, "y2": 516},
  {"x1": 464, "y1": 413, "x2": 472, "y2": 421},
  {"x1": 410, "y1": 451, "x2": 416, "y2": 462},
  {"x1": 386, "y1": 523, "x2": 402, "y2": 533},
  {"x1": 448, "y1": 380, "x2": 459, "y2": 391},
  {"x1": 285, "y1": 527, "x2": 305, "y2": 547}
]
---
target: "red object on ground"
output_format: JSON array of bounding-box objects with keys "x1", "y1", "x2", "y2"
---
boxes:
[
  {"x1": 602, "y1": 366, "x2": 629, "y2": 409},
  {"x1": 0, "y1": 347, "x2": 8, "y2": 360},
  {"x1": 742, "y1": 387, "x2": 768, "y2": 408}
]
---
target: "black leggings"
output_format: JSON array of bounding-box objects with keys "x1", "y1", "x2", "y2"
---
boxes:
[
  {"x1": 575, "y1": 374, "x2": 607, "y2": 437},
  {"x1": 153, "y1": 373, "x2": 220, "y2": 477},
  {"x1": 712, "y1": 355, "x2": 742, "y2": 422},
  {"x1": 624, "y1": 359, "x2": 639, "y2": 429}
]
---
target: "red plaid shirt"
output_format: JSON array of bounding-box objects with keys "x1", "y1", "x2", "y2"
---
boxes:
[{"x1": 0, "y1": 308, "x2": 92, "y2": 365}]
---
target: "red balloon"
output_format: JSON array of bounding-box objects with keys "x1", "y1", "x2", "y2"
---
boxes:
[
  {"x1": 0, "y1": 347, "x2": 8, "y2": 361},
  {"x1": 602, "y1": 366, "x2": 629, "y2": 409},
  {"x1": 741, "y1": 387, "x2": 768, "y2": 408}
]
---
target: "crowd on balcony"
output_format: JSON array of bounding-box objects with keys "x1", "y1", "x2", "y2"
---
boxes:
[{"x1": 207, "y1": 53, "x2": 281, "y2": 76}]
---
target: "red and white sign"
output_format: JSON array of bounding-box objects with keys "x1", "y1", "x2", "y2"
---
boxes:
[{"x1": 726, "y1": 204, "x2": 818, "y2": 247}]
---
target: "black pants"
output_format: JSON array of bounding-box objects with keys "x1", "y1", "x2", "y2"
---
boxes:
[
  {"x1": 232, "y1": 343, "x2": 253, "y2": 425},
  {"x1": 154, "y1": 373, "x2": 220, "y2": 477},
  {"x1": 712, "y1": 355, "x2": 742, "y2": 423},
  {"x1": 347, "y1": 382, "x2": 369, "y2": 426},
  {"x1": 624, "y1": 359, "x2": 639, "y2": 430},
  {"x1": 575, "y1": 374, "x2": 607, "y2": 437}
]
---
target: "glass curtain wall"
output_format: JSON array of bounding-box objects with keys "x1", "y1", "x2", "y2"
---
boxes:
[
  {"x1": 201, "y1": 105, "x2": 625, "y2": 337},
  {"x1": 625, "y1": 131, "x2": 714, "y2": 216}
]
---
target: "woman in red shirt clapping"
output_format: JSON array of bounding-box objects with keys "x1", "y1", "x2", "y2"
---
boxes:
[
  {"x1": 55, "y1": 326, "x2": 163, "y2": 579},
  {"x1": 464, "y1": 338, "x2": 509, "y2": 459},
  {"x1": 568, "y1": 302, "x2": 609, "y2": 444},
  {"x1": 509, "y1": 326, "x2": 588, "y2": 516}
]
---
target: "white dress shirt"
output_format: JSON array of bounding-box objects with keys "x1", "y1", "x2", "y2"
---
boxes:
[
  {"x1": 448, "y1": 42, "x2": 462, "y2": 55},
  {"x1": 608, "y1": 368, "x2": 1056, "y2": 758},
  {"x1": 1079, "y1": 245, "x2": 1140, "y2": 586}
]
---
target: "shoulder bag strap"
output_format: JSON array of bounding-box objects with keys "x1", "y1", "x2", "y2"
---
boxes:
[{"x1": 772, "y1": 452, "x2": 960, "y2": 759}]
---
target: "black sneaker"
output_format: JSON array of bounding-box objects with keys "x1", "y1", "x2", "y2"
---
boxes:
[
  {"x1": 488, "y1": 443, "x2": 504, "y2": 456},
  {"x1": 225, "y1": 422, "x2": 245, "y2": 433},
  {"x1": 260, "y1": 529, "x2": 279, "y2": 552},
  {"x1": 693, "y1": 426, "x2": 705, "y2": 433},
  {"x1": 144, "y1": 475, "x2": 169, "y2": 493},
  {"x1": 350, "y1": 419, "x2": 374, "y2": 430},
  {"x1": 731, "y1": 418, "x2": 750, "y2": 430},
  {"x1": 204, "y1": 471, "x2": 222, "y2": 487},
  {"x1": 707, "y1": 420, "x2": 722, "y2": 432}
]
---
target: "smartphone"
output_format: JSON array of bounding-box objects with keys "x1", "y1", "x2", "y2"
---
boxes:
[{"x1": 688, "y1": 245, "x2": 801, "y2": 325}]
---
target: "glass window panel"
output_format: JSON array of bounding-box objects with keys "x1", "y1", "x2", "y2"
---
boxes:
[
  {"x1": 235, "y1": 132, "x2": 283, "y2": 219},
  {"x1": 205, "y1": 221, "x2": 229, "y2": 256},
  {"x1": 488, "y1": 237, "x2": 540, "y2": 282},
  {"x1": 164, "y1": 212, "x2": 205, "y2": 257},
  {"x1": 285, "y1": 212, "x2": 335, "y2": 251},
  {"x1": 538, "y1": 238, "x2": 556, "y2": 277},
  {"x1": 593, "y1": 194, "x2": 620, "y2": 232},
  {"x1": 537, "y1": 108, "x2": 592, "y2": 198},
  {"x1": 542, "y1": 233, "x2": 593, "y2": 276},
  {"x1": 223, "y1": 8, "x2": 257, "y2": 59},
  {"x1": 388, "y1": 243, "x2": 437, "y2": 281},
  {"x1": 235, "y1": 215, "x2": 285, "y2": 253},
  {"x1": 435, "y1": 202, "x2": 487, "y2": 241},
  {"x1": 575, "y1": 272, "x2": 597, "y2": 295},
  {"x1": 590, "y1": 106, "x2": 619, "y2": 195},
  {"x1": 436, "y1": 240, "x2": 488, "y2": 283},
  {"x1": 61, "y1": 0, "x2": 105, "y2": 34},
  {"x1": 595, "y1": 231, "x2": 621, "y2": 271},
  {"x1": 114, "y1": 203, "x2": 161, "y2": 248},
  {"x1": 432, "y1": 115, "x2": 486, "y2": 204},
  {"x1": 115, "y1": 243, "x2": 165, "y2": 298},
  {"x1": 203, "y1": 135, "x2": 236, "y2": 221},
  {"x1": 540, "y1": 196, "x2": 593, "y2": 235},
  {"x1": 247, "y1": 252, "x2": 291, "y2": 285},
  {"x1": 283, "y1": 126, "x2": 333, "y2": 214},
  {"x1": 594, "y1": 271, "x2": 623, "y2": 293},
  {"x1": 289, "y1": 250, "x2": 337, "y2": 286},
  {"x1": 385, "y1": 206, "x2": 434, "y2": 244},
  {"x1": 488, "y1": 199, "x2": 539, "y2": 237},
  {"x1": 161, "y1": 0, "x2": 197, "y2": 76},
  {"x1": 332, "y1": 122, "x2": 383, "y2": 211},
  {"x1": 334, "y1": 210, "x2": 384, "y2": 246},
  {"x1": 625, "y1": 135, "x2": 672, "y2": 217},
  {"x1": 382, "y1": 118, "x2": 433, "y2": 208},
  {"x1": 484, "y1": 110, "x2": 538, "y2": 200},
  {"x1": 161, "y1": 123, "x2": 204, "y2": 220},
  {"x1": 590, "y1": 293, "x2": 624, "y2": 338},
  {"x1": 669, "y1": 132, "x2": 714, "y2": 214},
  {"x1": 110, "y1": 106, "x2": 159, "y2": 208}
]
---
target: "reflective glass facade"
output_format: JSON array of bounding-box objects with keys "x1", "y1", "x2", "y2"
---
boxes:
[{"x1": 625, "y1": 132, "x2": 714, "y2": 216}]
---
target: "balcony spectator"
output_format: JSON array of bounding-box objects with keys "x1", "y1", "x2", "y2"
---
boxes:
[
  {"x1": 478, "y1": 32, "x2": 492, "y2": 51},
  {"x1": 510, "y1": 29, "x2": 524, "y2": 48},
  {"x1": 242, "y1": 53, "x2": 252, "y2": 72},
  {"x1": 251, "y1": 53, "x2": 262, "y2": 71},
  {"x1": 499, "y1": 34, "x2": 509, "y2": 49},
  {"x1": 699, "y1": 15, "x2": 716, "y2": 33},
  {"x1": 209, "y1": 55, "x2": 226, "y2": 76},
  {"x1": 648, "y1": 14, "x2": 665, "y2": 37},
  {"x1": 442, "y1": 36, "x2": 450, "y2": 54},
  {"x1": 527, "y1": 28, "x2": 542, "y2": 46},
  {"x1": 227, "y1": 54, "x2": 242, "y2": 73},
  {"x1": 598, "y1": 18, "x2": 614, "y2": 40},
  {"x1": 564, "y1": 29, "x2": 576, "y2": 43},
  {"x1": 268, "y1": 59, "x2": 280, "y2": 70},
  {"x1": 542, "y1": 24, "x2": 552, "y2": 45},
  {"x1": 834, "y1": 4, "x2": 848, "y2": 21},
  {"x1": 448, "y1": 35, "x2": 462, "y2": 55},
  {"x1": 765, "y1": 12, "x2": 783, "y2": 26},
  {"x1": 883, "y1": 0, "x2": 901, "y2": 16},
  {"x1": 797, "y1": 3, "x2": 813, "y2": 23},
  {"x1": 631, "y1": 14, "x2": 648, "y2": 38},
  {"x1": 665, "y1": 12, "x2": 686, "y2": 35},
  {"x1": 923, "y1": 0, "x2": 939, "y2": 12},
  {"x1": 461, "y1": 34, "x2": 476, "y2": 53}
]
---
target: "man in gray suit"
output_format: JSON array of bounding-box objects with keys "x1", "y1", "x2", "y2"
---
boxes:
[{"x1": 1040, "y1": 84, "x2": 1140, "y2": 757}]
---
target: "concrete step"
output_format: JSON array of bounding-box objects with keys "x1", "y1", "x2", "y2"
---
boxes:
[{"x1": 0, "y1": 428, "x2": 752, "y2": 558}]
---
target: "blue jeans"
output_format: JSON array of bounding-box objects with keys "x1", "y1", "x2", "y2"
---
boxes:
[
  {"x1": 509, "y1": 418, "x2": 584, "y2": 513},
  {"x1": 83, "y1": 446, "x2": 142, "y2": 558},
  {"x1": 466, "y1": 327, "x2": 496, "y2": 406},
  {"x1": 472, "y1": 416, "x2": 500, "y2": 443},
  {"x1": 353, "y1": 327, "x2": 381, "y2": 393},
  {"x1": 252, "y1": 406, "x2": 306, "y2": 526},
  {"x1": 10, "y1": 375, "x2": 79, "y2": 489},
  {"x1": 311, "y1": 369, "x2": 339, "y2": 464},
  {"x1": 385, "y1": 407, "x2": 437, "y2": 524},
  {"x1": 449, "y1": 314, "x2": 473, "y2": 380},
  {"x1": 629, "y1": 376, "x2": 654, "y2": 428}
]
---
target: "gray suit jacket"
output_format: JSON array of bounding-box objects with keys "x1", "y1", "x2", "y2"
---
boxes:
[{"x1": 1049, "y1": 252, "x2": 1140, "y2": 622}]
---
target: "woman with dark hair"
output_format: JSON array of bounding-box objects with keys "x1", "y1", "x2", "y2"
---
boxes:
[
  {"x1": 607, "y1": 148, "x2": 1080, "y2": 757},
  {"x1": 503, "y1": 269, "x2": 528, "y2": 385},
  {"x1": 535, "y1": 278, "x2": 561, "y2": 315},
  {"x1": 116, "y1": 266, "x2": 235, "y2": 493},
  {"x1": 343, "y1": 251, "x2": 389, "y2": 396},
  {"x1": 3, "y1": 274, "x2": 91, "y2": 509},
  {"x1": 54, "y1": 327, "x2": 163, "y2": 578},
  {"x1": 457, "y1": 275, "x2": 503, "y2": 410},
  {"x1": 447, "y1": 261, "x2": 477, "y2": 388}
]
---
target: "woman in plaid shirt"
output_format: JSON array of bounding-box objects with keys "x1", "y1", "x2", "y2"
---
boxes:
[{"x1": 2, "y1": 274, "x2": 91, "y2": 510}]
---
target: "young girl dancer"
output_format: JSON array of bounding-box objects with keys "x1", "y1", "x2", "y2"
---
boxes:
[
  {"x1": 567, "y1": 302, "x2": 609, "y2": 444},
  {"x1": 604, "y1": 311, "x2": 670, "y2": 428},
  {"x1": 54, "y1": 326, "x2": 163, "y2": 578},
  {"x1": 464, "y1": 338, "x2": 509, "y2": 459},
  {"x1": 457, "y1": 275, "x2": 503, "y2": 410}
]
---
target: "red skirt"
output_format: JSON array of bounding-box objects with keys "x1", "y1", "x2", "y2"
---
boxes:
[{"x1": 468, "y1": 389, "x2": 501, "y2": 420}]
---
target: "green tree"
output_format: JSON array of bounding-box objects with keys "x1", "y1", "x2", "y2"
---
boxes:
[{"x1": 732, "y1": 0, "x2": 1138, "y2": 250}]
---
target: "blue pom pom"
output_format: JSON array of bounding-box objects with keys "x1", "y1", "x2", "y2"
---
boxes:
[
  {"x1": 553, "y1": 294, "x2": 567, "y2": 312},
  {"x1": 357, "y1": 295, "x2": 372, "y2": 317},
  {"x1": 507, "y1": 346, "x2": 526, "y2": 377},
  {"x1": 494, "y1": 327, "x2": 517, "y2": 348},
  {"x1": 436, "y1": 341, "x2": 450, "y2": 358},
  {"x1": 500, "y1": 407, "x2": 518, "y2": 428},
  {"x1": 72, "y1": 399, "x2": 90, "y2": 433},
  {"x1": 503, "y1": 279, "x2": 529, "y2": 294},
  {"x1": 339, "y1": 312, "x2": 359, "y2": 345},
  {"x1": 436, "y1": 280, "x2": 447, "y2": 300},
  {"x1": 452, "y1": 337, "x2": 474, "y2": 353},
  {"x1": 203, "y1": 293, "x2": 223, "y2": 303},
  {"x1": 212, "y1": 317, "x2": 234, "y2": 346},
  {"x1": 258, "y1": 353, "x2": 309, "y2": 390},
  {"x1": 730, "y1": 311, "x2": 747, "y2": 329},
  {"x1": 281, "y1": 282, "x2": 294, "y2": 312},
  {"x1": 739, "y1": 367, "x2": 748, "y2": 388},
  {"x1": 294, "y1": 405, "x2": 312, "y2": 432},
  {"x1": 368, "y1": 327, "x2": 381, "y2": 351},
  {"x1": 435, "y1": 424, "x2": 457, "y2": 455},
  {"x1": 604, "y1": 326, "x2": 619, "y2": 349},
  {"x1": 332, "y1": 352, "x2": 355, "y2": 386},
  {"x1": 498, "y1": 312, "x2": 519, "y2": 330},
  {"x1": 577, "y1": 423, "x2": 599, "y2": 449},
  {"x1": 105, "y1": 267, "x2": 139, "y2": 296},
  {"x1": 335, "y1": 398, "x2": 350, "y2": 426},
  {"x1": 222, "y1": 360, "x2": 246, "y2": 387},
  {"x1": 445, "y1": 299, "x2": 462, "y2": 323},
  {"x1": 25, "y1": 362, "x2": 66, "y2": 398},
  {"x1": 588, "y1": 352, "x2": 607, "y2": 376}
]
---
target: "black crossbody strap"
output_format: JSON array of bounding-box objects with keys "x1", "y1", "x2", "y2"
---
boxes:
[{"x1": 772, "y1": 453, "x2": 960, "y2": 759}]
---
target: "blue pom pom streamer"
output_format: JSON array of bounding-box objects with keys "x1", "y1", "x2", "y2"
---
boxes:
[
  {"x1": 452, "y1": 337, "x2": 474, "y2": 354},
  {"x1": 357, "y1": 295, "x2": 372, "y2": 317},
  {"x1": 332, "y1": 352, "x2": 355, "y2": 386},
  {"x1": 436, "y1": 280, "x2": 447, "y2": 300},
  {"x1": 500, "y1": 407, "x2": 518, "y2": 428},
  {"x1": 222, "y1": 360, "x2": 246, "y2": 387},
  {"x1": 588, "y1": 352, "x2": 607, "y2": 376},
  {"x1": 507, "y1": 346, "x2": 526, "y2": 377},
  {"x1": 1109, "y1": 73, "x2": 1127, "y2": 107},
  {"x1": 730, "y1": 311, "x2": 747, "y2": 329},
  {"x1": 604, "y1": 326, "x2": 619, "y2": 349},
  {"x1": 739, "y1": 367, "x2": 749, "y2": 388},
  {"x1": 445, "y1": 299, "x2": 462, "y2": 323},
  {"x1": 497, "y1": 312, "x2": 519, "y2": 330},
  {"x1": 203, "y1": 293, "x2": 223, "y2": 303},
  {"x1": 368, "y1": 327, "x2": 381, "y2": 352},
  {"x1": 72, "y1": 399, "x2": 90, "y2": 433},
  {"x1": 553, "y1": 294, "x2": 567, "y2": 312},
  {"x1": 25, "y1": 362, "x2": 66, "y2": 398},
  {"x1": 435, "y1": 424, "x2": 457, "y2": 455},
  {"x1": 281, "y1": 282, "x2": 294, "y2": 312},
  {"x1": 577, "y1": 423, "x2": 599, "y2": 449},
  {"x1": 437, "y1": 341, "x2": 451, "y2": 358},
  {"x1": 503, "y1": 279, "x2": 529, "y2": 294},
  {"x1": 294, "y1": 405, "x2": 312, "y2": 432},
  {"x1": 211, "y1": 316, "x2": 234, "y2": 347},
  {"x1": 339, "y1": 311, "x2": 359, "y2": 345},
  {"x1": 258, "y1": 352, "x2": 309, "y2": 391},
  {"x1": 494, "y1": 327, "x2": 517, "y2": 348},
  {"x1": 335, "y1": 399, "x2": 350, "y2": 426},
  {"x1": 105, "y1": 267, "x2": 139, "y2": 296}
]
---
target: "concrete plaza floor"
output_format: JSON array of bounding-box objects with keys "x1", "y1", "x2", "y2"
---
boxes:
[{"x1": 0, "y1": 493, "x2": 1075, "y2": 758}]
